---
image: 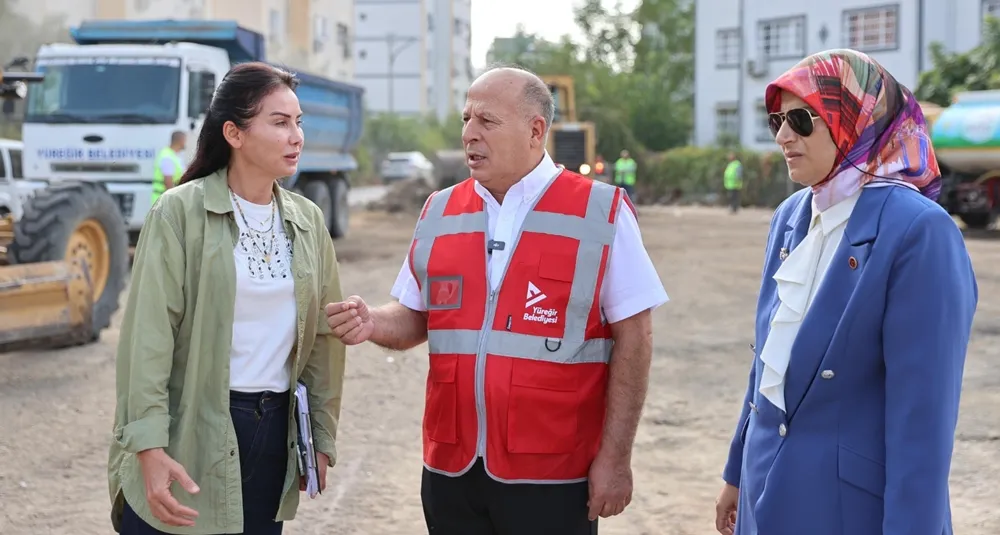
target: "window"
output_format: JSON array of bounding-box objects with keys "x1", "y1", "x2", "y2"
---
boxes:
[
  {"x1": 337, "y1": 24, "x2": 350, "y2": 59},
  {"x1": 8, "y1": 149, "x2": 22, "y2": 179},
  {"x1": 187, "y1": 71, "x2": 216, "y2": 118},
  {"x1": 716, "y1": 29, "x2": 740, "y2": 67},
  {"x1": 313, "y1": 15, "x2": 329, "y2": 53},
  {"x1": 454, "y1": 18, "x2": 463, "y2": 35},
  {"x1": 985, "y1": 0, "x2": 1000, "y2": 19},
  {"x1": 428, "y1": 14, "x2": 434, "y2": 32},
  {"x1": 755, "y1": 102, "x2": 772, "y2": 142},
  {"x1": 984, "y1": 0, "x2": 1000, "y2": 35},
  {"x1": 0, "y1": 151, "x2": 6, "y2": 179},
  {"x1": 758, "y1": 16, "x2": 805, "y2": 59},
  {"x1": 269, "y1": 9, "x2": 285, "y2": 44},
  {"x1": 843, "y1": 5, "x2": 898, "y2": 51},
  {"x1": 715, "y1": 105, "x2": 739, "y2": 141}
]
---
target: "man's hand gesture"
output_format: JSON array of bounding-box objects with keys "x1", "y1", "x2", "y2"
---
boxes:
[{"x1": 325, "y1": 296, "x2": 375, "y2": 345}]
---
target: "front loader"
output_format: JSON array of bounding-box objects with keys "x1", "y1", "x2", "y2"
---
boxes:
[{"x1": 0, "y1": 62, "x2": 129, "y2": 352}]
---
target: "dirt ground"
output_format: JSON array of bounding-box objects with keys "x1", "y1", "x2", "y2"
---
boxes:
[{"x1": 1, "y1": 205, "x2": 997, "y2": 535}]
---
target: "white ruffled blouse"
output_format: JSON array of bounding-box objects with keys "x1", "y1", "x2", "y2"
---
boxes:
[{"x1": 758, "y1": 189, "x2": 862, "y2": 412}]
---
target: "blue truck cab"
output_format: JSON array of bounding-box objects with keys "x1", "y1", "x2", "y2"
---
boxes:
[{"x1": 23, "y1": 19, "x2": 364, "y2": 239}]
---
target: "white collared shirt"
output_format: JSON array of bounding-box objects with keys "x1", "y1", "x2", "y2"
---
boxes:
[
  {"x1": 390, "y1": 151, "x2": 669, "y2": 324},
  {"x1": 757, "y1": 188, "x2": 861, "y2": 412}
]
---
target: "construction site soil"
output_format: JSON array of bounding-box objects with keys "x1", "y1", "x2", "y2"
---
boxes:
[{"x1": 1, "y1": 202, "x2": 997, "y2": 534}]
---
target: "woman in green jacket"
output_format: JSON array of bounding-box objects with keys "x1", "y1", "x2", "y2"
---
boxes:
[{"x1": 108, "y1": 61, "x2": 347, "y2": 535}]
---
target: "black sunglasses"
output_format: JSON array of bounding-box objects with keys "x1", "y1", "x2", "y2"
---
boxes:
[{"x1": 768, "y1": 108, "x2": 822, "y2": 137}]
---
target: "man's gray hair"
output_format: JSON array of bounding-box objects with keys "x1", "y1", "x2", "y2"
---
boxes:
[{"x1": 483, "y1": 62, "x2": 555, "y2": 132}]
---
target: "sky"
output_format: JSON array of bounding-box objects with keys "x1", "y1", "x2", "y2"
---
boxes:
[{"x1": 469, "y1": 0, "x2": 639, "y2": 69}]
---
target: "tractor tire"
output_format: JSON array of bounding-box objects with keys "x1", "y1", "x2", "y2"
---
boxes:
[{"x1": 8, "y1": 182, "x2": 129, "y2": 342}]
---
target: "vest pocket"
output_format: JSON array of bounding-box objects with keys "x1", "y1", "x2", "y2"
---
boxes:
[
  {"x1": 424, "y1": 354, "x2": 458, "y2": 444},
  {"x1": 506, "y1": 358, "x2": 579, "y2": 454}
]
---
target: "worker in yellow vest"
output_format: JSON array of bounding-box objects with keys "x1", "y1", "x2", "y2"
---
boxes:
[
  {"x1": 723, "y1": 152, "x2": 743, "y2": 213},
  {"x1": 152, "y1": 131, "x2": 187, "y2": 205},
  {"x1": 613, "y1": 149, "x2": 637, "y2": 201}
]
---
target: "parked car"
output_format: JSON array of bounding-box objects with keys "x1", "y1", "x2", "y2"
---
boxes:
[{"x1": 380, "y1": 151, "x2": 435, "y2": 186}]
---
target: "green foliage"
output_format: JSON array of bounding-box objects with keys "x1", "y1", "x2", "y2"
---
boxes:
[
  {"x1": 915, "y1": 16, "x2": 1000, "y2": 106},
  {"x1": 485, "y1": 0, "x2": 695, "y2": 159},
  {"x1": 357, "y1": 0, "x2": 697, "y2": 175},
  {"x1": 354, "y1": 112, "x2": 464, "y2": 183},
  {"x1": 639, "y1": 146, "x2": 797, "y2": 207}
]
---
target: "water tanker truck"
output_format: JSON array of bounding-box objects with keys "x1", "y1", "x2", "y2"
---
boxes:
[{"x1": 928, "y1": 90, "x2": 1000, "y2": 229}]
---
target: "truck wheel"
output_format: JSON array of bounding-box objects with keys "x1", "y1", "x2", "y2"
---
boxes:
[
  {"x1": 301, "y1": 179, "x2": 333, "y2": 231},
  {"x1": 8, "y1": 182, "x2": 129, "y2": 342},
  {"x1": 328, "y1": 177, "x2": 349, "y2": 239},
  {"x1": 959, "y1": 213, "x2": 992, "y2": 230}
]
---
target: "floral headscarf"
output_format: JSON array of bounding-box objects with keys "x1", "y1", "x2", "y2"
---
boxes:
[{"x1": 765, "y1": 48, "x2": 941, "y2": 211}]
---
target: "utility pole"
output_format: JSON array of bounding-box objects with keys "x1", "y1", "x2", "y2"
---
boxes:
[{"x1": 386, "y1": 32, "x2": 419, "y2": 115}]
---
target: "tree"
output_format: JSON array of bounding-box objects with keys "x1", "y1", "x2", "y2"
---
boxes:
[{"x1": 915, "y1": 16, "x2": 1000, "y2": 106}]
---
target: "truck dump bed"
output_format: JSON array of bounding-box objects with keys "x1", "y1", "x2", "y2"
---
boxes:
[{"x1": 69, "y1": 19, "x2": 365, "y2": 173}]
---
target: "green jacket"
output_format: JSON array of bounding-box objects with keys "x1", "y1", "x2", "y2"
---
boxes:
[{"x1": 108, "y1": 168, "x2": 347, "y2": 534}]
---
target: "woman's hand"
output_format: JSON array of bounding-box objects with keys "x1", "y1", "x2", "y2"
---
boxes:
[
  {"x1": 137, "y1": 448, "x2": 200, "y2": 527},
  {"x1": 715, "y1": 483, "x2": 739, "y2": 534},
  {"x1": 300, "y1": 452, "x2": 331, "y2": 495}
]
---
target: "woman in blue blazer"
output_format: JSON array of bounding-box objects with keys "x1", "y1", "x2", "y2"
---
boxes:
[{"x1": 714, "y1": 49, "x2": 978, "y2": 535}]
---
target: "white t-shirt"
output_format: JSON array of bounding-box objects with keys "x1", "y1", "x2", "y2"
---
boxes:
[
  {"x1": 159, "y1": 153, "x2": 179, "y2": 178},
  {"x1": 228, "y1": 192, "x2": 298, "y2": 393},
  {"x1": 390, "y1": 151, "x2": 669, "y2": 324}
]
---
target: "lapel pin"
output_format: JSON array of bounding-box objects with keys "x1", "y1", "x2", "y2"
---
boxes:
[
  {"x1": 779, "y1": 248, "x2": 789, "y2": 261},
  {"x1": 848, "y1": 256, "x2": 858, "y2": 269}
]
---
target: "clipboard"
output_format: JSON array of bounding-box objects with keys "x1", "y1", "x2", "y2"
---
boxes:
[{"x1": 294, "y1": 381, "x2": 321, "y2": 498}]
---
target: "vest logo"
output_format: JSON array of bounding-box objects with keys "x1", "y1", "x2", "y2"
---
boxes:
[
  {"x1": 525, "y1": 281, "x2": 547, "y2": 308},
  {"x1": 524, "y1": 281, "x2": 558, "y2": 325}
]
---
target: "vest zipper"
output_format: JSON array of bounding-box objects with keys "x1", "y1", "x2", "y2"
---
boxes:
[{"x1": 474, "y1": 289, "x2": 497, "y2": 457}]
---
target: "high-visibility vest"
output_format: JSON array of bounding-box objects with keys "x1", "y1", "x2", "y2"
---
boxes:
[
  {"x1": 724, "y1": 160, "x2": 743, "y2": 190},
  {"x1": 152, "y1": 147, "x2": 183, "y2": 204},
  {"x1": 614, "y1": 158, "x2": 636, "y2": 186},
  {"x1": 409, "y1": 170, "x2": 628, "y2": 482}
]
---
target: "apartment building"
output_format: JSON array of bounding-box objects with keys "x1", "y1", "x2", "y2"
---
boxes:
[
  {"x1": 694, "y1": 0, "x2": 1000, "y2": 150},
  {"x1": 353, "y1": 0, "x2": 473, "y2": 118},
  {"x1": 9, "y1": 0, "x2": 355, "y2": 82}
]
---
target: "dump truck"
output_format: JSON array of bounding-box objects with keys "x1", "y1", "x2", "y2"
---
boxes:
[
  {"x1": 20, "y1": 19, "x2": 365, "y2": 241},
  {"x1": 541, "y1": 75, "x2": 596, "y2": 178},
  {"x1": 0, "y1": 63, "x2": 129, "y2": 351},
  {"x1": 926, "y1": 90, "x2": 1000, "y2": 229}
]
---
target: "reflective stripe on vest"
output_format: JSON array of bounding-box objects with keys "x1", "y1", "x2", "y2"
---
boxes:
[{"x1": 410, "y1": 170, "x2": 623, "y2": 484}]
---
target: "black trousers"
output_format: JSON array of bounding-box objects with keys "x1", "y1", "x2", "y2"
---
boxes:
[
  {"x1": 421, "y1": 459, "x2": 598, "y2": 535},
  {"x1": 728, "y1": 189, "x2": 741, "y2": 213},
  {"x1": 120, "y1": 390, "x2": 290, "y2": 535}
]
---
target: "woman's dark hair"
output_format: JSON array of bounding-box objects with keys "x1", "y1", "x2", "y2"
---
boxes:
[{"x1": 179, "y1": 62, "x2": 299, "y2": 184}]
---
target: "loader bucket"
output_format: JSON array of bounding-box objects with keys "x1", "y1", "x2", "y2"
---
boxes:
[{"x1": 0, "y1": 259, "x2": 94, "y2": 352}]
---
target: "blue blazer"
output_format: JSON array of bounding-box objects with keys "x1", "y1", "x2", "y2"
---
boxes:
[{"x1": 722, "y1": 185, "x2": 978, "y2": 535}]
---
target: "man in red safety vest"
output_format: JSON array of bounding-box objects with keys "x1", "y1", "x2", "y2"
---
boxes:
[{"x1": 325, "y1": 65, "x2": 669, "y2": 534}]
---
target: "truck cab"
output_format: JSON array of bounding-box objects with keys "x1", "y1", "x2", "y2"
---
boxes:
[
  {"x1": 23, "y1": 41, "x2": 228, "y2": 236},
  {"x1": 20, "y1": 19, "x2": 364, "y2": 242}
]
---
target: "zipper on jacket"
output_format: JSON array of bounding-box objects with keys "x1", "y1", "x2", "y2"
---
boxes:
[{"x1": 474, "y1": 289, "x2": 497, "y2": 456}]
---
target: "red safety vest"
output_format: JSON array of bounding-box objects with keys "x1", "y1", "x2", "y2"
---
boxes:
[{"x1": 408, "y1": 169, "x2": 630, "y2": 483}]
